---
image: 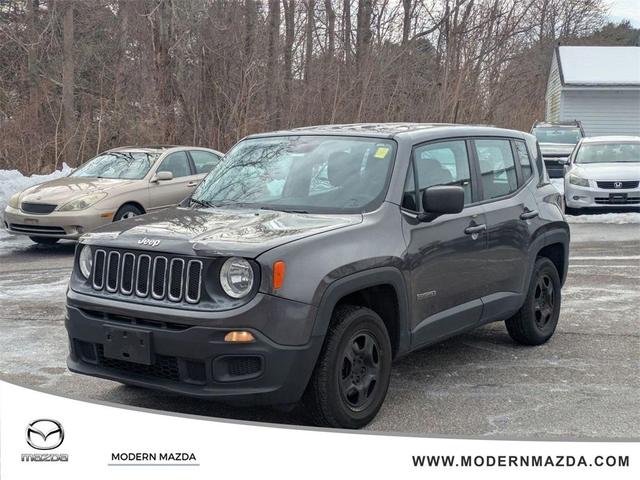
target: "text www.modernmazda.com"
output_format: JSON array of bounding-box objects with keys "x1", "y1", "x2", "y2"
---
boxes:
[{"x1": 411, "y1": 454, "x2": 630, "y2": 468}]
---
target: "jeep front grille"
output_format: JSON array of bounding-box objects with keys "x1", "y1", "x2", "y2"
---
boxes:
[{"x1": 91, "y1": 249, "x2": 203, "y2": 304}]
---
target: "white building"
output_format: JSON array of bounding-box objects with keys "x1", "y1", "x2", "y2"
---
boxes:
[{"x1": 545, "y1": 46, "x2": 640, "y2": 136}]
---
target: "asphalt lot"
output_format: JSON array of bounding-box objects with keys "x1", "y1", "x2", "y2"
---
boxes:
[{"x1": 0, "y1": 222, "x2": 638, "y2": 438}]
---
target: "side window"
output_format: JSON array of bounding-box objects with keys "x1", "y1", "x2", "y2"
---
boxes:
[
  {"x1": 190, "y1": 150, "x2": 221, "y2": 174},
  {"x1": 157, "y1": 151, "x2": 191, "y2": 178},
  {"x1": 475, "y1": 139, "x2": 518, "y2": 200},
  {"x1": 514, "y1": 141, "x2": 533, "y2": 181},
  {"x1": 413, "y1": 140, "x2": 473, "y2": 205}
]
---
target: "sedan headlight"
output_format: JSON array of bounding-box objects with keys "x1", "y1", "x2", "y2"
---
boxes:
[
  {"x1": 59, "y1": 192, "x2": 108, "y2": 211},
  {"x1": 220, "y1": 257, "x2": 254, "y2": 299},
  {"x1": 78, "y1": 245, "x2": 93, "y2": 279},
  {"x1": 568, "y1": 174, "x2": 589, "y2": 187},
  {"x1": 7, "y1": 193, "x2": 20, "y2": 209}
]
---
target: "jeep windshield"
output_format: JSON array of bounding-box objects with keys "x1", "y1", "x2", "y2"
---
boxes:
[
  {"x1": 71, "y1": 152, "x2": 159, "y2": 179},
  {"x1": 532, "y1": 127, "x2": 581, "y2": 145},
  {"x1": 191, "y1": 135, "x2": 396, "y2": 214},
  {"x1": 576, "y1": 142, "x2": 640, "y2": 164}
]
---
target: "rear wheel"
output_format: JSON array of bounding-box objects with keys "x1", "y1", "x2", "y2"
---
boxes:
[
  {"x1": 29, "y1": 236, "x2": 59, "y2": 245},
  {"x1": 303, "y1": 305, "x2": 392, "y2": 429},
  {"x1": 114, "y1": 204, "x2": 143, "y2": 222},
  {"x1": 506, "y1": 257, "x2": 561, "y2": 346}
]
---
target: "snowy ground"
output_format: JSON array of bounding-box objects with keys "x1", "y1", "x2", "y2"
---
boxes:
[{"x1": 0, "y1": 222, "x2": 638, "y2": 438}]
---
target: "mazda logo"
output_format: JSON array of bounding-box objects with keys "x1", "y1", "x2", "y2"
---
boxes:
[
  {"x1": 26, "y1": 419, "x2": 64, "y2": 450},
  {"x1": 138, "y1": 238, "x2": 161, "y2": 247},
  {"x1": 613, "y1": 181, "x2": 623, "y2": 189}
]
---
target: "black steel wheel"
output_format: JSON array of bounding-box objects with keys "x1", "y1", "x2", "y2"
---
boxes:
[
  {"x1": 304, "y1": 305, "x2": 392, "y2": 429},
  {"x1": 506, "y1": 257, "x2": 561, "y2": 345}
]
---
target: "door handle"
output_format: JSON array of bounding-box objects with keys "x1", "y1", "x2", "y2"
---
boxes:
[
  {"x1": 187, "y1": 181, "x2": 199, "y2": 187},
  {"x1": 464, "y1": 224, "x2": 487, "y2": 235},
  {"x1": 520, "y1": 209, "x2": 539, "y2": 220}
]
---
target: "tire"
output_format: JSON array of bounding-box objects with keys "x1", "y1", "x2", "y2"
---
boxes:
[
  {"x1": 114, "y1": 204, "x2": 143, "y2": 222},
  {"x1": 303, "y1": 305, "x2": 392, "y2": 429},
  {"x1": 29, "y1": 236, "x2": 59, "y2": 245},
  {"x1": 506, "y1": 257, "x2": 561, "y2": 346}
]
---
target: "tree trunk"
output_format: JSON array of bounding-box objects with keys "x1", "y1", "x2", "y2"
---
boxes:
[
  {"x1": 152, "y1": 0, "x2": 174, "y2": 142},
  {"x1": 62, "y1": 0, "x2": 76, "y2": 165},
  {"x1": 402, "y1": 0, "x2": 412, "y2": 45},
  {"x1": 266, "y1": 0, "x2": 281, "y2": 128},
  {"x1": 282, "y1": 0, "x2": 295, "y2": 126},
  {"x1": 325, "y1": 0, "x2": 336, "y2": 56},
  {"x1": 355, "y1": 0, "x2": 372, "y2": 72},
  {"x1": 343, "y1": 0, "x2": 352, "y2": 67},
  {"x1": 304, "y1": 0, "x2": 315, "y2": 84}
]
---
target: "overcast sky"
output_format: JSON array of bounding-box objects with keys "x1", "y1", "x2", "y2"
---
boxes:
[{"x1": 607, "y1": 0, "x2": 640, "y2": 27}]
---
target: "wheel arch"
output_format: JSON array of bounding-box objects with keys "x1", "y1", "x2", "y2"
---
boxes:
[
  {"x1": 114, "y1": 201, "x2": 146, "y2": 220},
  {"x1": 312, "y1": 267, "x2": 411, "y2": 358}
]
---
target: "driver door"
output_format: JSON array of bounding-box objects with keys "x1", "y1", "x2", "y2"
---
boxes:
[{"x1": 401, "y1": 139, "x2": 488, "y2": 348}]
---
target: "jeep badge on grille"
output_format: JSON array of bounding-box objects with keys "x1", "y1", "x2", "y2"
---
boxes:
[{"x1": 138, "y1": 238, "x2": 161, "y2": 247}]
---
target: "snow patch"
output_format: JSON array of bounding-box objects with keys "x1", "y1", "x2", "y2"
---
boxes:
[{"x1": 0, "y1": 163, "x2": 72, "y2": 212}]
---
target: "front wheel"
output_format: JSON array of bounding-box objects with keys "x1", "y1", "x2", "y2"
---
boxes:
[
  {"x1": 114, "y1": 204, "x2": 143, "y2": 222},
  {"x1": 29, "y1": 236, "x2": 59, "y2": 245},
  {"x1": 506, "y1": 257, "x2": 561, "y2": 346},
  {"x1": 303, "y1": 305, "x2": 392, "y2": 429}
]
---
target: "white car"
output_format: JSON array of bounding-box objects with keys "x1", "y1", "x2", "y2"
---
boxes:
[{"x1": 564, "y1": 136, "x2": 640, "y2": 212}]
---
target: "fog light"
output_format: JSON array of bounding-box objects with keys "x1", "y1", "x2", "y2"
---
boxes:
[
  {"x1": 572, "y1": 196, "x2": 580, "y2": 201},
  {"x1": 224, "y1": 331, "x2": 255, "y2": 343}
]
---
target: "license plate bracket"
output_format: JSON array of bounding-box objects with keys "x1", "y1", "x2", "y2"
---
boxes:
[
  {"x1": 103, "y1": 326, "x2": 152, "y2": 365},
  {"x1": 609, "y1": 193, "x2": 628, "y2": 203}
]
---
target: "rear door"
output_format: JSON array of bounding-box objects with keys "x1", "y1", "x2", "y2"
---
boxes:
[
  {"x1": 402, "y1": 139, "x2": 488, "y2": 348},
  {"x1": 189, "y1": 150, "x2": 222, "y2": 180},
  {"x1": 148, "y1": 151, "x2": 199, "y2": 210},
  {"x1": 471, "y1": 137, "x2": 538, "y2": 321}
]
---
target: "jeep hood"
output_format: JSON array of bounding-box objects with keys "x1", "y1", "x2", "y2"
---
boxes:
[
  {"x1": 539, "y1": 143, "x2": 575, "y2": 156},
  {"x1": 80, "y1": 206, "x2": 363, "y2": 257}
]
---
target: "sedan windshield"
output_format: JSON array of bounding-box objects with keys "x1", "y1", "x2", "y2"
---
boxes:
[
  {"x1": 191, "y1": 136, "x2": 396, "y2": 213},
  {"x1": 576, "y1": 142, "x2": 640, "y2": 164},
  {"x1": 71, "y1": 152, "x2": 159, "y2": 179},
  {"x1": 533, "y1": 127, "x2": 581, "y2": 145}
]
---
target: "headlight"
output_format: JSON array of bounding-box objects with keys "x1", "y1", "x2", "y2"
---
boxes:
[
  {"x1": 7, "y1": 193, "x2": 20, "y2": 209},
  {"x1": 568, "y1": 174, "x2": 589, "y2": 187},
  {"x1": 220, "y1": 257, "x2": 254, "y2": 298},
  {"x1": 78, "y1": 245, "x2": 93, "y2": 279},
  {"x1": 59, "y1": 192, "x2": 107, "y2": 211}
]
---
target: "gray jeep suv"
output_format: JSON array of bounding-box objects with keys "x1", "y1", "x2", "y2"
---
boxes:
[{"x1": 65, "y1": 123, "x2": 569, "y2": 429}]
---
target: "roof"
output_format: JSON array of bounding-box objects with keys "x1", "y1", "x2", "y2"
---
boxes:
[
  {"x1": 582, "y1": 135, "x2": 640, "y2": 143},
  {"x1": 245, "y1": 123, "x2": 520, "y2": 142},
  {"x1": 557, "y1": 46, "x2": 640, "y2": 86}
]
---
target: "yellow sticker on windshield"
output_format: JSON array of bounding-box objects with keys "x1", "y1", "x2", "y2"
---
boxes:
[{"x1": 374, "y1": 146, "x2": 390, "y2": 159}]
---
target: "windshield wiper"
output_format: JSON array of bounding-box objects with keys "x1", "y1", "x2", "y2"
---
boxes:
[
  {"x1": 260, "y1": 206, "x2": 309, "y2": 214},
  {"x1": 190, "y1": 198, "x2": 214, "y2": 208}
]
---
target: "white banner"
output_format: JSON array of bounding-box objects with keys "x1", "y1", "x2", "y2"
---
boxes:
[{"x1": 0, "y1": 380, "x2": 637, "y2": 479}]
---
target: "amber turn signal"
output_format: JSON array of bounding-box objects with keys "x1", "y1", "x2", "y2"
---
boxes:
[
  {"x1": 224, "y1": 331, "x2": 255, "y2": 343},
  {"x1": 273, "y1": 260, "x2": 286, "y2": 289}
]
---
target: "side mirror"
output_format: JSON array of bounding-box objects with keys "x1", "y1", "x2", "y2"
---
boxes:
[
  {"x1": 418, "y1": 186, "x2": 464, "y2": 222},
  {"x1": 152, "y1": 171, "x2": 173, "y2": 182}
]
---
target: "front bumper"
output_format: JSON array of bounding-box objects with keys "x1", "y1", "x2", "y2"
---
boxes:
[
  {"x1": 3, "y1": 205, "x2": 111, "y2": 239},
  {"x1": 65, "y1": 291, "x2": 323, "y2": 405},
  {"x1": 564, "y1": 183, "x2": 640, "y2": 209}
]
